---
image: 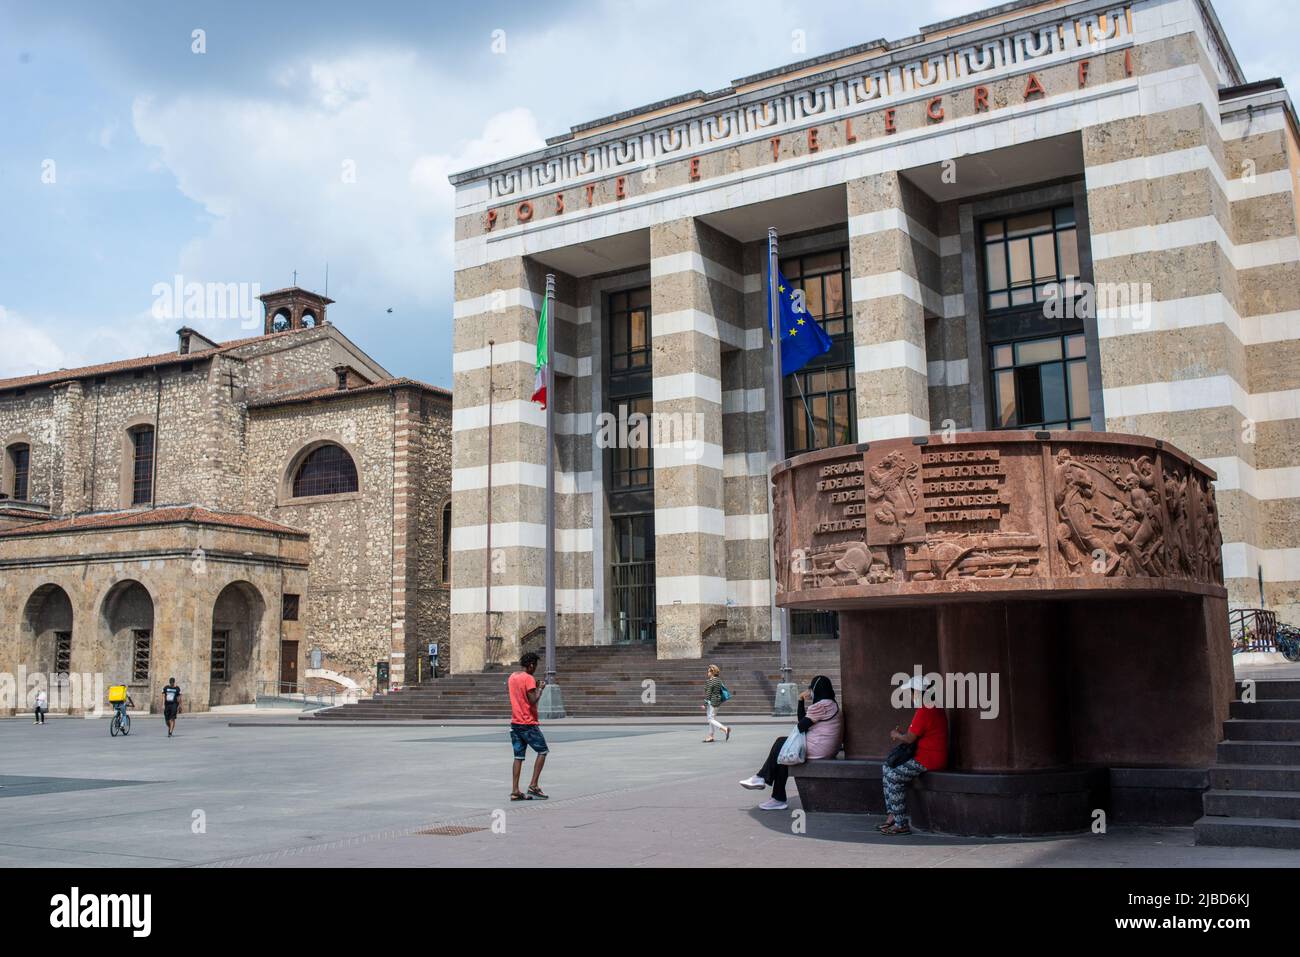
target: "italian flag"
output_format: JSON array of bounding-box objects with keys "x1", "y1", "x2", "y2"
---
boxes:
[{"x1": 531, "y1": 296, "x2": 549, "y2": 408}]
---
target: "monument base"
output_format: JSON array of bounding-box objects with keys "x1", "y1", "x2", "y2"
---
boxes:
[
  {"x1": 539, "y1": 683, "x2": 566, "y2": 720},
  {"x1": 791, "y1": 760, "x2": 1207, "y2": 834}
]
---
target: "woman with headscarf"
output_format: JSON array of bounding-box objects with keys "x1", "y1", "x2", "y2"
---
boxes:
[{"x1": 739, "y1": 675, "x2": 843, "y2": 810}]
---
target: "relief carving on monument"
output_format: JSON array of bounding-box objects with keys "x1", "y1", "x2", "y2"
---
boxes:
[{"x1": 773, "y1": 433, "x2": 1224, "y2": 604}]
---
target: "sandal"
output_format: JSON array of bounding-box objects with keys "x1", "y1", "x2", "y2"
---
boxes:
[
  {"x1": 527, "y1": 785, "x2": 548, "y2": 800},
  {"x1": 703, "y1": 737, "x2": 715, "y2": 743},
  {"x1": 510, "y1": 791, "x2": 532, "y2": 801},
  {"x1": 877, "y1": 818, "x2": 895, "y2": 833},
  {"x1": 884, "y1": 823, "x2": 912, "y2": 835}
]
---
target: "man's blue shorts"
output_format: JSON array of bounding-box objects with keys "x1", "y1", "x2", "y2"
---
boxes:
[{"x1": 510, "y1": 723, "x2": 548, "y2": 760}]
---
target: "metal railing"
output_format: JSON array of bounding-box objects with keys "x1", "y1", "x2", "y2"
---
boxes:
[
  {"x1": 255, "y1": 680, "x2": 340, "y2": 711},
  {"x1": 1228, "y1": 607, "x2": 1278, "y2": 653}
]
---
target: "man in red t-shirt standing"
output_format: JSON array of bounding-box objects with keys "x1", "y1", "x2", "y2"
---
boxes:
[
  {"x1": 508, "y1": 652, "x2": 550, "y2": 801},
  {"x1": 880, "y1": 675, "x2": 948, "y2": 835}
]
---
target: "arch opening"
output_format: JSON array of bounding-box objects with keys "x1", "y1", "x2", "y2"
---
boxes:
[
  {"x1": 101, "y1": 580, "x2": 155, "y2": 696},
  {"x1": 210, "y1": 581, "x2": 266, "y2": 706}
]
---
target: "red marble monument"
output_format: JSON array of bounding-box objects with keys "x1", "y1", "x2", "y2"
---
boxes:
[{"x1": 774, "y1": 430, "x2": 1234, "y2": 835}]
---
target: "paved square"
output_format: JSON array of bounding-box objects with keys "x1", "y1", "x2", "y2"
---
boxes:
[{"x1": 1, "y1": 713, "x2": 1295, "y2": 868}]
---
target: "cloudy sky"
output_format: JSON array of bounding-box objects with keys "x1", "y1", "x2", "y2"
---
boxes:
[{"x1": 1, "y1": 0, "x2": 1295, "y2": 388}]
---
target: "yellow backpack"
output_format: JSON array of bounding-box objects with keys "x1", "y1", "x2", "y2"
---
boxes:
[{"x1": 108, "y1": 685, "x2": 128, "y2": 703}]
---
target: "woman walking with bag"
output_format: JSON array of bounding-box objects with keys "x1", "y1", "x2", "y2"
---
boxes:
[
  {"x1": 702, "y1": 664, "x2": 731, "y2": 743},
  {"x1": 740, "y1": 675, "x2": 842, "y2": 810}
]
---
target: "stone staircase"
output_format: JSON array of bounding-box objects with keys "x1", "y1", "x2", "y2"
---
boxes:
[
  {"x1": 1194, "y1": 678, "x2": 1300, "y2": 849},
  {"x1": 306, "y1": 640, "x2": 842, "y2": 721}
]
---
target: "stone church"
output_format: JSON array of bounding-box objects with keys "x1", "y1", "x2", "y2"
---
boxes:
[{"x1": 0, "y1": 286, "x2": 452, "y2": 714}]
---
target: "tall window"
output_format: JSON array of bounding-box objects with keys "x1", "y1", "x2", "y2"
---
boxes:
[
  {"x1": 990, "y1": 333, "x2": 1091, "y2": 430},
  {"x1": 7, "y1": 443, "x2": 29, "y2": 501},
  {"x1": 606, "y1": 285, "x2": 656, "y2": 642},
  {"x1": 608, "y1": 287, "x2": 652, "y2": 373},
  {"x1": 132, "y1": 629, "x2": 152, "y2": 682},
  {"x1": 980, "y1": 204, "x2": 1090, "y2": 432},
  {"x1": 441, "y1": 501, "x2": 452, "y2": 584},
  {"x1": 211, "y1": 630, "x2": 229, "y2": 682},
  {"x1": 292, "y1": 444, "x2": 359, "y2": 497},
  {"x1": 779, "y1": 248, "x2": 856, "y2": 454},
  {"x1": 611, "y1": 513, "x2": 656, "y2": 643},
  {"x1": 54, "y1": 632, "x2": 72, "y2": 675},
  {"x1": 130, "y1": 427, "x2": 154, "y2": 505},
  {"x1": 982, "y1": 206, "x2": 1080, "y2": 311}
]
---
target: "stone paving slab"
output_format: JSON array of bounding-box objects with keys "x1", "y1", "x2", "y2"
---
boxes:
[{"x1": 1, "y1": 712, "x2": 1296, "y2": 868}]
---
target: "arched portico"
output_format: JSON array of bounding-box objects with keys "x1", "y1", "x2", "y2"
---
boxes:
[
  {"x1": 209, "y1": 581, "x2": 266, "y2": 706},
  {"x1": 100, "y1": 580, "x2": 155, "y2": 696}
]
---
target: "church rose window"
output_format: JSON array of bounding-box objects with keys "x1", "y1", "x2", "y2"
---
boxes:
[{"x1": 292, "y1": 444, "x2": 359, "y2": 497}]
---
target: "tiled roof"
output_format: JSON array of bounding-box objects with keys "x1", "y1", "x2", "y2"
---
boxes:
[
  {"x1": 0, "y1": 327, "x2": 306, "y2": 392},
  {"x1": 248, "y1": 377, "x2": 451, "y2": 408},
  {"x1": 0, "y1": 506, "x2": 307, "y2": 538}
]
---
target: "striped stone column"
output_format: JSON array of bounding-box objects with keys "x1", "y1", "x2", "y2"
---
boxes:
[
  {"x1": 846, "y1": 171, "x2": 937, "y2": 440},
  {"x1": 449, "y1": 258, "x2": 593, "y2": 672},
  {"x1": 1083, "y1": 78, "x2": 1300, "y2": 616},
  {"x1": 649, "y1": 218, "x2": 732, "y2": 659}
]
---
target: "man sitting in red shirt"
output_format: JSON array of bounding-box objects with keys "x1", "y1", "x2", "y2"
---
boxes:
[{"x1": 881, "y1": 675, "x2": 948, "y2": 835}]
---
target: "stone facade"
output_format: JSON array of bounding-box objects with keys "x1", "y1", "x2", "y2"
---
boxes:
[
  {"x1": 448, "y1": 0, "x2": 1300, "y2": 673},
  {"x1": 0, "y1": 295, "x2": 453, "y2": 711}
]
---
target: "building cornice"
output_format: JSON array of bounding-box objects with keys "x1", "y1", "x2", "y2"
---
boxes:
[{"x1": 449, "y1": 0, "x2": 1245, "y2": 198}]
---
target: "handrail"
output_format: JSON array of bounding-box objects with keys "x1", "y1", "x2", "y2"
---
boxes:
[{"x1": 1228, "y1": 607, "x2": 1278, "y2": 653}]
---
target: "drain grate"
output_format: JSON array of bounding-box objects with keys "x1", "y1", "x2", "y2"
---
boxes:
[{"x1": 416, "y1": 824, "x2": 487, "y2": 837}]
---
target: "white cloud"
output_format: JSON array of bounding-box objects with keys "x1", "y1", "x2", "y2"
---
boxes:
[{"x1": 0, "y1": 305, "x2": 84, "y2": 379}]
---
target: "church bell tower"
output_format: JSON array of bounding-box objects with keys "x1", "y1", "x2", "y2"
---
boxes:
[{"x1": 259, "y1": 286, "x2": 335, "y2": 334}]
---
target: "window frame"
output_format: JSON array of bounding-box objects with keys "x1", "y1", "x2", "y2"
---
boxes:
[
  {"x1": 286, "y1": 441, "x2": 360, "y2": 501},
  {"x1": 129, "y1": 426, "x2": 155, "y2": 506},
  {"x1": 778, "y1": 247, "x2": 857, "y2": 456},
  {"x1": 6, "y1": 442, "x2": 30, "y2": 501}
]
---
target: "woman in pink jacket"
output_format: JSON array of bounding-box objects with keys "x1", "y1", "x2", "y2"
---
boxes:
[{"x1": 739, "y1": 675, "x2": 843, "y2": 810}]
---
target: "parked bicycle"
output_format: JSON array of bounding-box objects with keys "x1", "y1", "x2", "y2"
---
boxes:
[{"x1": 1278, "y1": 624, "x2": 1300, "y2": 663}]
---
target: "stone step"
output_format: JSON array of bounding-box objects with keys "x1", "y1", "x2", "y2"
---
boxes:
[
  {"x1": 1216, "y1": 740, "x2": 1300, "y2": 765},
  {"x1": 1229, "y1": 699, "x2": 1300, "y2": 719},
  {"x1": 1234, "y1": 679, "x2": 1300, "y2": 699},
  {"x1": 1193, "y1": 815, "x2": 1300, "y2": 849},
  {"x1": 1210, "y1": 764, "x2": 1300, "y2": 791},
  {"x1": 1221, "y1": 719, "x2": 1300, "y2": 741},
  {"x1": 1202, "y1": 788, "x2": 1300, "y2": 820}
]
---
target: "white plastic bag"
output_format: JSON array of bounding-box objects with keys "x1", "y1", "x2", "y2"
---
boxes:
[{"x1": 777, "y1": 728, "x2": 807, "y2": 765}]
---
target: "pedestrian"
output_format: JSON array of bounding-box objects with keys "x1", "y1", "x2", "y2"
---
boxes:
[
  {"x1": 162, "y1": 677, "x2": 182, "y2": 737},
  {"x1": 702, "y1": 664, "x2": 731, "y2": 742},
  {"x1": 508, "y1": 652, "x2": 549, "y2": 801},
  {"x1": 740, "y1": 674, "x2": 843, "y2": 810},
  {"x1": 33, "y1": 688, "x2": 48, "y2": 725},
  {"x1": 879, "y1": 675, "x2": 948, "y2": 836}
]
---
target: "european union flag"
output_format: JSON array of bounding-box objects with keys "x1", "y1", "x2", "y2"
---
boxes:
[{"x1": 769, "y1": 270, "x2": 832, "y2": 376}]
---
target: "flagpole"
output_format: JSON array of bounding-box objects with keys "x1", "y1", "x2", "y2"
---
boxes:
[
  {"x1": 767, "y1": 227, "x2": 796, "y2": 714},
  {"x1": 541, "y1": 273, "x2": 565, "y2": 719}
]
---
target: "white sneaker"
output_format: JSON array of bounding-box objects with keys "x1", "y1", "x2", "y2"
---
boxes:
[
  {"x1": 759, "y1": 798, "x2": 788, "y2": 810},
  {"x1": 739, "y1": 775, "x2": 766, "y2": 790}
]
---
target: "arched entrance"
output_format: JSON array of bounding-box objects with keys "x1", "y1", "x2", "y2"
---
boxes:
[
  {"x1": 101, "y1": 580, "x2": 155, "y2": 696},
  {"x1": 22, "y1": 584, "x2": 74, "y2": 710},
  {"x1": 210, "y1": 581, "x2": 266, "y2": 706}
]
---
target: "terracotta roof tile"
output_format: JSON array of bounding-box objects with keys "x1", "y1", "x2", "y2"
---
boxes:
[
  {"x1": 0, "y1": 506, "x2": 307, "y2": 538},
  {"x1": 247, "y1": 377, "x2": 451, "y2": 408},
  {"x1": 0, "y1": 327, "x2": 307, "y2": 392}
]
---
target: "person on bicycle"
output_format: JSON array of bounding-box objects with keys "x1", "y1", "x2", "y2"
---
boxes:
[{"x1": 113, "y1": 691, "x2": 135, "y2": 722}]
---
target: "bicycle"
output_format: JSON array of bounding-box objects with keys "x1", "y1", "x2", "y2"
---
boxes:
[
  {"x1": 110, "y1": 706, "x2": 131, "y2": 737},
  {"x1": 1278, "y1": 624, "x2": 1300, "y2": 663}
]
